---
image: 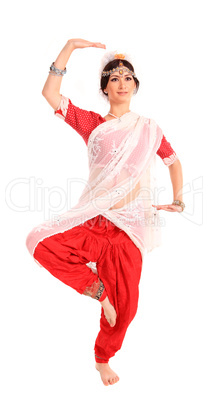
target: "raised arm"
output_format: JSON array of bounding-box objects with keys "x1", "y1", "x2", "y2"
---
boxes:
[{"x1": 42, "y1": 38, "x2": 106, "y2": 111}]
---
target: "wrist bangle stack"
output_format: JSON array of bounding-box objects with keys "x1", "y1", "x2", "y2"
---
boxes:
[
  {"x1": 49, "y1": 62, "x2": 67, "y2": 76},
  {"x1": 172, "y1": 200, "x2": 185, "y2": 212}
]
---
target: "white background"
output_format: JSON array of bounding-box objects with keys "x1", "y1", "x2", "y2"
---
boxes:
[{"x1": 1, "y1": 0, "x2": 208, "y2": 400}]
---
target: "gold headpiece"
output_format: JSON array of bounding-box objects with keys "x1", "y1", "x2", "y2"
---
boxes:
[{"x1": 102, "y1": 54, "x2": 136, "y2": 78}]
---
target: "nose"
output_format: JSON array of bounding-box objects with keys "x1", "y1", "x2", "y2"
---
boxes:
[{"x1": 118, "y1": 77, "x2": 126, "y2": 88}]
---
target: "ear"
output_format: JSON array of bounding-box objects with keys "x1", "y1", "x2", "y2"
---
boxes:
[{"x1": 103, "y1": 87, "x2": 108, "y2": 95}]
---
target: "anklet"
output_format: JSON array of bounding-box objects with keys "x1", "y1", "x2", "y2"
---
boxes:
[{"x1": 95, "y1": 280, "x2": 105, "y2": 300}]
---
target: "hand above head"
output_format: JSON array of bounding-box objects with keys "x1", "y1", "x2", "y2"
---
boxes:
[
  {"x1": 42, "y1": 38, "x2": 106, "y2": 111},
  {"x1": 68, "y1": 38, "x2": 106, "y2": 50}
]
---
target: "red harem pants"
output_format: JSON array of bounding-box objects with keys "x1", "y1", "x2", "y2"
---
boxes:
[{"x1": 33, "y1": 214, "x2": 143, "y2": 364}]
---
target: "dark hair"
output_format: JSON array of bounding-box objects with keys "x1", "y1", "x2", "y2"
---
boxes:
[{"x1": 100, "y1": 59, "x2": 140, "y2": 97}]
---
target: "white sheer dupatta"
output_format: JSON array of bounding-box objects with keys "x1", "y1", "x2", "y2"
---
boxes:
[{"x1": 26, "y1": 112, "x2": 163, "y2": 259}]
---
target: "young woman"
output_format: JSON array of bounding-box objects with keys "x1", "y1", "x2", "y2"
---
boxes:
[{"x1": 26, "y1": 38, "x2": 185, "y2": 386}]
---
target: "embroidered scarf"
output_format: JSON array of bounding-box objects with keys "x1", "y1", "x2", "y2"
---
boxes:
[{"x1": 26, "y1": 112, "x2": 163, "y2": 261}]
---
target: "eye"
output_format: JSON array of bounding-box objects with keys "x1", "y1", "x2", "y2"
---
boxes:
[
  {"x1": 110, "y1": 77, "x2": 119, "y2": 82},
  {"x1": 125, "y1": 76, "x2": 132, "y2": 81}
]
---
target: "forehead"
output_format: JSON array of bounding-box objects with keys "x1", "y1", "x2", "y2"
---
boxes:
[{"x1": 110, "y1": 72, "x2": 132, "y2": 77}]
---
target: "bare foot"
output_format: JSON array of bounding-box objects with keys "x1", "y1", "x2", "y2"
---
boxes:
[
  {"x1": 95, "y1": 362, "x2": 120, "y2": 386},
  {"x1": 100, "y1": 296, "x2": 117, "y2": 327}
]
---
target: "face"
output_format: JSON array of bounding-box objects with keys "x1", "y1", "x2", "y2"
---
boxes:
[{"x1": 104, "y1": 72, "x2": 136, "y2": 104}]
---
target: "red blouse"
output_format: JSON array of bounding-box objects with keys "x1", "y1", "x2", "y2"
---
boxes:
[{"x1": 55, "y1": 96, "x2": 178, "y2": 166}]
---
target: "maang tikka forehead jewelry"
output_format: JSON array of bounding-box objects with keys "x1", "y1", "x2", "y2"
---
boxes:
[{"x1": 102, "y1": 53, "x2": 137, "y2": 78}]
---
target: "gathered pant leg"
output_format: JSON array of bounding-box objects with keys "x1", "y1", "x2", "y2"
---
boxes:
[
  {"x1": 33, "y1": 216, "x2": 108, "y2": 301},
  {"x1": 33, "y1": 214, "x2": 143, "y2": 363},
  {"x1": 93, "y1": 217, "x2": 143, "y2": 363}
]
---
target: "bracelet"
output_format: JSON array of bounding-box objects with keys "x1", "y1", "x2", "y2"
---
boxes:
[
  {"x1": 172, "y1": 200, "x2": 185, "y2": 212},
  {"x1": 48, "y1": 71, "x2": 64, "y2": 77},
  {"x1": 49, "y1": 62, "x2": 67, "y2": 76}
]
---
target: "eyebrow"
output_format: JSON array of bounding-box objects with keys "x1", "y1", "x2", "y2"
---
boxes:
[{"x1": 110, "y1": 73, "x2": 132, "y2": 78}]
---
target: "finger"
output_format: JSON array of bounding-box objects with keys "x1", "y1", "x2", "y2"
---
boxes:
[
  {"x1": 152, "y1": 204, "x2": 160, "y2": 209},
  {"x1": 156, "y1": 205, "x2": 174, "y2": 209},
  {"x1": 152, "y1": 205, "x2": 168, "y2": 210},
  {"x1": 91, "y1": 42, "x2": 106, "y2": 48},
  {"x1": 164, "y1": 205, "x2": 182, "y2": 212},
  {"x1": 162, "y1": 207, "x2": 181, "y2": 212},
  {"x1": 152, "y1": 204, "x2": 169, "y2": 208},
  {"x1": 79, "y1": 41, "x2": 105, "y2": 48},
  {"x1": 153, "y1": 204, "x2": 183, "y2": 213},
  {"x1": 154, "y1": 206, "x2": 173, "y2": 212}
]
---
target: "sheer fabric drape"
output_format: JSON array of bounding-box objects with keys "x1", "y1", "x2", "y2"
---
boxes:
[{"x1": 26, "y1": 112, "x2": 163, "y2": 261}]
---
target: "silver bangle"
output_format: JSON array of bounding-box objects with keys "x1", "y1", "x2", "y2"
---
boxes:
[
  {"x1": 49, "y1": 71, "x2": 64, "y2": 77},
  {"x1": 49, "y1": 62, "x2": 67, "y2": 76},
  {"x1": 172, "y1": 200, "x2": 185, "y2": 212}
]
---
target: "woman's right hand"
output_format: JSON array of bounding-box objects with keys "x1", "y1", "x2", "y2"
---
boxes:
[
  {"x1": 42, "y1": 39, "x2": 106, "y2": 111},
  {"x1": 68, "y1": 38, "x2": 106, "y2": 50}
]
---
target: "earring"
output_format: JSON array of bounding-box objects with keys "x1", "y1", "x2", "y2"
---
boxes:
[{"x1": 104, "y1": 91, "x2": 108, "y2": 95}]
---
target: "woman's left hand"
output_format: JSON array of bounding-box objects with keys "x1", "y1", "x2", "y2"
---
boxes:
[{"x1": 152, "y1": 204, "x2": 182, "y2": 213}]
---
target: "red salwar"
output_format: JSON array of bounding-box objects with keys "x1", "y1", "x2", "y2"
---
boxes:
[{"x1": 33, "y1": 214, "x2": 143, "y2": 364}]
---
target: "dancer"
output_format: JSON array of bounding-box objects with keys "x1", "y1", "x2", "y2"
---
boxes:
[{"x1": 26, "y1": 38, "x2": 185, "y2": 386}]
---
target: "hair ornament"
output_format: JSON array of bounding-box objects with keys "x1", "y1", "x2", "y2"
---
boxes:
[
  {"x1": 99, "y1": 51, "x2": 130, "y2": 75},
  {"x1": 114, "y1": 53, "x2": 126, "y2": 60},
  {"x1": 100, "y1": 50, "x2": 136, "y2": 78},
  {"x1": 102, "y1": 66, "x2": 136, "y2": 78}
]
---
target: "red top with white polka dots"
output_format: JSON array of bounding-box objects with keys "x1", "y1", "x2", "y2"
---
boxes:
[{"x1": 55, "y1": 95, "x2": 178, "y2": 166}]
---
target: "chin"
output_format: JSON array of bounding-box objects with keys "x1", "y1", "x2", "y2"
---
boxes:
[{"x1": 116, "y1": 95, "x2": 131, "y2": 103}]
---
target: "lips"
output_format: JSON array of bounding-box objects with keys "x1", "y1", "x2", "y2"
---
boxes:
[{"x1": 117, "y1": 92, "x2": 128, "y2": 95}]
